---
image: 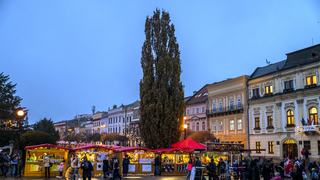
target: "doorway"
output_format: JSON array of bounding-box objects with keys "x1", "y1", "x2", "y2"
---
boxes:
[{"x1": 283, "y1": 139, "x2": 298, "y2": 159}]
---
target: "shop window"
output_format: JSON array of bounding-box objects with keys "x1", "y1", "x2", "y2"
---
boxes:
[
  {"x1": 268, "y1": 141, "x2": 274, "y2": 154},
  {"x1": 237, "y1": 119, "x2": 242, "y2": 130},
  {"x1": 265, "y1": 85, "x2": 273, "y2": 94},
  {"x1": 186, "y1": 109, "x2": 190, "y2": 115},
  {"x1": 212, "y1": 104, "x2": 216, "y2": 112},
  {"x1": 229, "y1": 100, "x2": 234, "y2": 111},
  {"x1": 287, "y1": 110, "x2": 294, "y2": 125},
  {"x1": 237, "y1": 99, "x2": 241, "y2": 109},
  {"x1": 196, "y1": 122, "x2": 199, "y2": 131},
  {"x1": 219, "y1": 103, "x2": 222, "y2": 111},
  {"x1": 219, "y1": 121, "x2": 223, "y2": 131},
  {"x1": 306, "y1": 76, "x2": 317, "y2": 85},
  {"x1": 256, "y1": 142, "x2": 261, "y2": 153},
  {"x1": 202, "y1": 122, "x2": 205, "y2": 131},
  {"x1": 284, "y1": 80, "x2": 293, "y2": 90},
  {"x1": 309, "y1": 107, "x2": 318, "y2": 124},
  {"x1": 253, "y1": 88, "x2": 260, "y2": 97},
  {"x1": 304, "y1": 141, "x2": 311, "y2": 154},
  {"x1": 212, "y1": 122, "x2": 216, "y2": 132},
  {"x1": 202, "y1": 107, "x2": 205, "y2": 113},
  {"x1": 255, "y1": 117, "x2": 260, "y2": 128},
  {"x1": 267, "y1": 116, "x2": 273, "y2": 127},
  {"x1": 230, "y1": 120, "x2": 234, "y2": 130}
]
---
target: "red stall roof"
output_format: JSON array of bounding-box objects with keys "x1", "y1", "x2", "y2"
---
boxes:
[
  {"x1": 171, "y1": 138, "x2": 206, "y2": 149},
  {"x1": 71, "y1": 145, "x2": 113, "y2": 151},
  {"x1": 115, "y1": 147, "x2": 153, "y2": 152},
  {"x1": 24, "y1": 144, "x2": 70, "y2": 150},
  {"x1": 152, "y1": 148, "x2": 192, "y2": 154}
]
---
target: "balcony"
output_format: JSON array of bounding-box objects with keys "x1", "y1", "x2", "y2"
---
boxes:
[
  {"x1": 206, "y1": 104, "x2": 244, "y2": 117},
  {"x1": 305, "y1": 84, "x2": 317, "y2": 89},
  {"x1": 283, "y1": 88, "x2": 294, "y2": 93}
]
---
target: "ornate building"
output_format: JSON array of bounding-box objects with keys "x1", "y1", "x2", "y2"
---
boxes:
[
  {"x1": 207, "y1": 75, "x2": 249, "y2": 148},
  {"x1": 248, "y1": 44, "x2": 320, "y2": 160}
]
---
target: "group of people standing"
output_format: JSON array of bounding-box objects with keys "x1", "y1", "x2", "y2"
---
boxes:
[
  {"x1": 102, "y1": 154, "x2": 126, "y2": 179},
  {"x1": 0, "y1": 151, "x2": 23, "y2": 177}
]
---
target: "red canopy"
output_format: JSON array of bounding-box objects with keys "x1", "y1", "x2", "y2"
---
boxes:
[
  {"x1": 115, "y1": 147, "x2": 153, "y2": 152},
  {"x1": 152, "y1": 148, "x2": 192, "y2": 154},
  {"x1": 171, "y1": 138, "x2": 206, "y2": 149},
  {"x1": 24, "y1": 144, "x2": 70, "y2": 150},
  {"x1": 72, "y1": 145, "x2": 113, "y2": 151}
]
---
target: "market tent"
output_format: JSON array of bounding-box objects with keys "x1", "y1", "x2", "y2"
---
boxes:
[
  {"x1": 115, "y1": 147, "x2": 153, "y2": 152},
  {"x1": 152, "y1": 148, "x2": 192, "y2": 154},
  {"x1": 171, "y1": 138, "x2": 206, "y2": 149},
  {"x1": 24, "y1": 144, "x2": 70, "y2": 150},
  {"x1": 71, "y1": 145, "x2": 113, "y2": 151}
]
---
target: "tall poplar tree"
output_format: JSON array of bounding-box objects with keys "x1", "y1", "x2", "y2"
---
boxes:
[{"x1": 139, "y1": 9, "x2": 185, "y2": 149}]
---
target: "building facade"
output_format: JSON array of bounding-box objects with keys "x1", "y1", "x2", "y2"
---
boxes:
[
  {"x1": 121, "y1": 101, "x2": 140, "y2": 146},
  {"x1": 92, "y1": 111, "x2": 108, "y2": 134},
  {"x1": 206, "y1": 75, "x2": 249, "y2": 148},
  {"x1": 185, "y1": 86, "x2": 209, "y2": 132},
  {"x1": 107, "y1": 105, "x2": 123, "y2": 134},
  {"x1": 248, "y1": 44, "x2": 320, "y2": 161}
]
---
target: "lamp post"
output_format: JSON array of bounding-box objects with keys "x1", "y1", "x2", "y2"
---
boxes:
[
  {"x1": 183, "y1": 116, "x2": 187, "y2": 139},
  {"x1": 101, "y1": 124, "x2": 105, "y2": 144},
  {"x1": 16, "y1": 109, "x2": 25, "y2": 151},
  {"x1": 68, "y1": 128, "x2": 72, "y2": 142}
]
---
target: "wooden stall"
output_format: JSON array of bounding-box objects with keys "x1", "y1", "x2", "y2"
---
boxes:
[
  {"x1": 152, "y1": 148, "x2": 191, "y2": 176},
  {"x1": 72, "y1": 145, "x2": 114, "y2": 177},
  {"x1": 115, "y1": 147, "x2": 155, "y2": 175},
  {"x1": 24, "y1": 144, "x2": 69, "y2": 177}
]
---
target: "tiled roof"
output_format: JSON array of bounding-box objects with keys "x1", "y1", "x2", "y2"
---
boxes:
[
  {"x1": 250, "y1": 60, "x2": 286, "y2": 79},
  {"x1": 186, "y1": 85, "x2": 209, "y2": 105}
]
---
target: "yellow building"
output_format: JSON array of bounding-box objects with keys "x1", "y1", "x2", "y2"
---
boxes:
[{"x1": 206, "y1": 75, "x2": 249, "y2": 148}]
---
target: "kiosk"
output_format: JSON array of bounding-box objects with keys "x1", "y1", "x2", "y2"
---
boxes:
[{"x1": 24, "y1": 144, "x2": 69, "y2": 177}]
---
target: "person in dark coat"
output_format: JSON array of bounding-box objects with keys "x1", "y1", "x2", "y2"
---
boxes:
[
  {"x1": 122, "y1": 155, "x2": 130, "y2": 177},
  {"x1": 305, "y1": 149, "x2": 309, "y2": 160},
  {"x1": 0, "y1": 152, "x2": 4, "y2": 177},
  {"x1": 103, "y1": 156, "x2": 109, "y2": 178},
  {"x1": 262, "y1": 163, "x2": 272, "y2": 180},
  {"x1": 154, "y1": 155, "x2": 160, "y2": 176},
  {"x1": 112, "y1": 155, "x2": 122, "y2": 180},
  {"x1": 195, "y1": 157, "x2": 202, "y2": 180},
  {"x1": 290, "y1": 165, "x2": 303, "y2": 180},
  {"x1": 81, "y1": 156, "x2": 93, "y2": 180},
  {"x1": 251, "y1": 159, "x2": 260, "y2": 180}
]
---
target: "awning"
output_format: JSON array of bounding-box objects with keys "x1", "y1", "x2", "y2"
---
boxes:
[
  {"x1": 152, "y1": 148, "x2": 192, "y2": 154},
  {"x1": 171, "y1": 138, "x2": 206, "y2": 149},
  {"x1": 24, "y1": 144, "x2": 70, "y2": 150}
]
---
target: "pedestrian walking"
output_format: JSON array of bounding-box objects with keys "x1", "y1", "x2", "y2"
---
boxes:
[
  {"x1": 12, "y1": 156, "x2": 18, "y2": 177},
  {"x1": 2, "y1": 153, "x2": 10, "y2": 177},
  {"x1": 154, "y1": 155, "x2": 160, "y2": 176},
  {"x1": 43, "y1": 153, "x2": 52, "y2": 178},
  {"x1": 305, "y1": 149, "x2": 309, "y2": 160},
  {"x1": 17, "y1": 156, "x2": 23, "y2": 177},
  {"x1": 122, "y1": 155, "x2": 130, "y2": 177},
  {"x1": 187, "y1": 159, "x2": 193, "y2": 179},
  {"x1": 81, "y1": 156, "x2": 93, "y2": 180},
  {"x1": 206, "y1": 158, "x2": 217, "y2": 180},
  {"x1": 103, "y1": 156, "x2": 109, "y2": 178},
  {"x1": 301, "y1": 148, "x2": 305, "y2": 160},
  {"x1": 58, "y1": 162, "x2": 64, "y2": 178},
  {"x1": 65, "y1": 156, "x2": 80, "y2": 180},
  {"x1": 262, "y1": 163, "x2": 272, "y2": 180},
  {"x1": 112, "y1": 155, "x2": 122, "y2": 180}
]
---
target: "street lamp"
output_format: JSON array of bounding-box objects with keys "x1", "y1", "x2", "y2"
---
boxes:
[
  {"x1": 16, "y1": 109, "x2": 26, "y2": 150},
  {"x1": 68, "y1": 129, "x2": 72, "y2": 142},
  {"x1": 183, "y1": 124, "x2": 188, "y2": 140},
  {"x1": 101, "y1": 124, "x2": 105, "y2": 133}
]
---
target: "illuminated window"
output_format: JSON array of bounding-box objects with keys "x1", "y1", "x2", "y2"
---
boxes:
[
  {"x1": 306, "y1": 76, "x2": 317, "y2": 85},
  {"x1": 309, "y1": 107, "x2": 318, "y2": 125},
  {"x1": 287, "y1": 110, "x2": 294, "y2": 124},
  {"x1": 265, "y1": 86, "x2": 273, "y2": 94},
  {"x1": 230, "y1": 120, "x2": 234, "y2": 130},
  {"x1": 256, "y1": 142, "x2": 261, "y2": 153},
  {"x1": 237, "y1": 119, "x2": 242, "y2": 130},
  {"x1": 267, "y1": 116, "x2": 273, "y2": 127},
  {"x1": 268, "y1": 141, "x2": 274, "y2": 154},
  {"x1": 255, "y1": 117, "x2": 260, "y2": 128}
]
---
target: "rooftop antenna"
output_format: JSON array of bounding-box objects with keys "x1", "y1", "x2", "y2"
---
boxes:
[{"x1": 266, "y1": 59, "x2": 271, "y2": 65}]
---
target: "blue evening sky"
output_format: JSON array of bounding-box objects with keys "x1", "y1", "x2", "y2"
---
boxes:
[{"x1": 1, "y1": 1, "x2": 319, "y2": 124}]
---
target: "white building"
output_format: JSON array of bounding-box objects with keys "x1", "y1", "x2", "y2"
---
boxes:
[
  {"x1": 248, "y1": 44, "x2": 320, "y2": 161},
  {"x1": 107, "y1": 105, "x2": 123, "y2": 134},
  {"x1": 92, "y1": 111, "x2": 108, "y2": 134},
  {"x1": 121, "y1": 101, "x2": 140, "y2": 146}
]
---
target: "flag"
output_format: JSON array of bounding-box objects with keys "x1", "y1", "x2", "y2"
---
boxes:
[
  {"x1": 301, "y1": 117, "x2": 306, "y2": 126},
  {"x1": 307, "y1": 118, "x2": 310, "y2": 126},
  {"x1": 311, "y1": 118, "x2": 314, "y2": 125}
]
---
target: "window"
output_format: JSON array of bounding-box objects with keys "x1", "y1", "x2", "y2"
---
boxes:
[
  {"x1": 130, "y1": 116, "x2": 132, "y2": 122},
  {"x1": 237, "y1": 119, "x2": 242, "y2": 130},
  {"x1": 196, "y1": 122, "x2": 199, "y2": 131},
  {"x1": 212, "y1": 104, "x2": 216, "y2": 112},
  {"x1": 318, "y1": 141, "x2": 320, "y2": 155},
  {"x1": 119, "y1": 127, "x2": 120, "y2": 133},
  {"x1": 309, "y1": 107, "x2": 318, "y2": 125},
  {"x1": 202, "y1": 107, "x2": 205, "y2": 113},
  {"x1": 192, "y1": 123, "x2": 195, "y2": 131},
  {"x1": 212, "y1": 122, "x2": 216, "y2": 132},
  {"x1": 219, "y1": 121, "x2": 223, "y2": 131},
  {"x1": 237, "y1": 99, "x2": 241, "y2": 109},
  {"x1": 256, "y1": 142, "x2": 261, "y2": 153},
  {"x1": 192, "y1": 108, "x2": 195, "y2": 114},
  {"x1": 255, "y1": 117, "x2": 260, "y2": 128},
  {"x1": 265, "y1": 85, "x2": 273, "y2": 94},
  {"x1": 187, "y1": 109, "x2": 190, "y2": 115},
  {"x1": 253, "y1": 88, "x2": 260, "y2": 97},
  {"x1": 284, "y1": 80, "x2": 293, "y2": 90},
  {"x1": 304, "y1": 141, "x2": 311, "y2": 154},
  {"x1": 267, "y1": 116, "x2": 273, "y2": 127},
  {"x1": 219, "y1": 103, "x2": 222, "y2": 111},
  {"x1": 306, "y1": 76, "x2": 317, "y2": 85},
  {"x1": 196, "y1": 108, "x2": 199, "y2": 114},
  {"x1": 268, "y1": 141, "x2": 274, "y2": 153},
  {"x1": 202, "y1": 122, "x2": 205, "y2": 131},
  {"x1": 230, "y1": 120, "x2": 234, "y2": 130},
  {"x1": 229, "y1": 100, "x2": 234, "y2": 111},
  {"x1": 287, "y1": 110, "x2": 294, "y2": 124}
]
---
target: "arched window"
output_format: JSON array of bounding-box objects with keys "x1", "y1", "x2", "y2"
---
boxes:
[
  {"x1": 196, "y1": 122, "x2": 199, "y2": 131},
  {"x1": 309, "y1": 107, "x2": 318, "y2": 125},
  {"x1": 287, "y1": 110, "x2": 294, "y2": 124}
]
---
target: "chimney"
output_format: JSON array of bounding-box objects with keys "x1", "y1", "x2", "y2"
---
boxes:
[
  {"x1": 113, "y1": 104, "x2": 117, "y2": 109},
  {"x1": 193, "y1": 91, "x2": 197, "y2": 95}
]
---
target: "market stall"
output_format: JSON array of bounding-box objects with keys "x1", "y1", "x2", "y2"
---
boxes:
[
  {"x1": 24, "y1": 144, "x2": 70, "y2": 177},
  {"x1": 152, "y1": 148, "x2": 192, "y2": 176},
  {"x1": 115, "y1": 147, "x2": 155, "y2": 175},
  {"x1": 72, "y1": 145, "x2": 114, "y2": 177}
]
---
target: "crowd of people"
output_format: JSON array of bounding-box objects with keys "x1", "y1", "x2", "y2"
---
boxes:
[{"x1": 0, "y1": 151, "x2": 23, "y2": 177}]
